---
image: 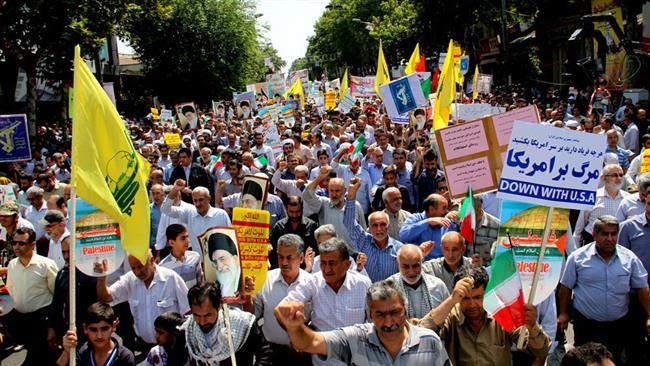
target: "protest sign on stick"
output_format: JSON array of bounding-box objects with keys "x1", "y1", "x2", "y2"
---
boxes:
[
  {"x1": 232, "y1": 208, "x2": 271, "y2": 295},
  {"x1": 199, "y1": 227, "x2": 245, "y2": 304}
]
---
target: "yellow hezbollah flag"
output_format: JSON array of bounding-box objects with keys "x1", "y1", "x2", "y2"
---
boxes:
[
  {"x1": 72, "y1": 45, "x2": 151, "y2": 265},
  {"x1": 405, "y1": 43, "x2": 421, "y2": 75},
  {"x1": 374, "y1": 40, "x2": 390, "y2": 98},
  {"x1": 284, "y1": 77, "x2": 305, "y2": 109},
  {"x1": 434, "y1": 39, "x2": 456, "y2": 130},
  {"x1": 472, "y1": 65, "x2": 479, "y2": 100},
  {"x1": 340, "y1": 68, "x2": 349, "y2": 100}
]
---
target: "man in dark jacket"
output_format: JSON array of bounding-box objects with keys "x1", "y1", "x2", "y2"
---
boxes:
[
  {"x1": 169, "y1": 147, "x2": 214, "y2": 204},
  {"x1": 180, "y1": 282, "x2": 273, "y2": 366}
]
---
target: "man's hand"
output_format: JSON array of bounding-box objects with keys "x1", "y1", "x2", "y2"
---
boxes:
[
  {"x1": 304, "y1": 247, "x2": 315, "y2": 272},
  {"x1": 278, "y1": 160, "x2": 288, "y2": 171},
  {"x1": 524, "y1": 303, "x2": 539, "y2": 330},
  {"x1": 446, "y1": 211, "x2": 459, "y2": 222},
  {"x1": 275, "y1": 301, "x2": 307, "y2": 330},
  {"x1": 470, "y1": 253, "x2": 484, "y2": 267},
  {"x1": 296, "y1": 179, "x2": 306, "y2": 189},
  {"x1": 428, "y1": 217, "x2": 451, "y2": 228},
  {"x1": 557, "y1": 312, "x2": 570, "y2": 331},
  {"x1": 348, "y1": 177, "x2": 361, "y2": 199},
  {"x1": 93, "y1": 259, "x2": 108, "y2": 275},
  {"x1": 419, "y1": 241, "x2": 435, "y2": 258},
  {"x1": 318, "y1": 166, "x2": 331, "y2": 180},
  {"x1": 61, "y1": 329, "x2": 77, "y2": 353},
  {"x1": 451, "y1": 277, "x2": 474, "y2": 304},
  {"x1": 217, "y1": 180, "x2": 227, "y2": 192},
  {"x1": 244, "y1": 275, "x2": 256, "y2": 294},
  {"x1": 356, "y1": 252, "x2": 367, "y2": 272}
]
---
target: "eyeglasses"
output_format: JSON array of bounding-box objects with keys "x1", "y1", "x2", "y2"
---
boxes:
[
  {"x1": 605, "y1": 173, "x2": 624, "y2": 178},
  {"x1": 12, "y1": 240, "x2": 31, "y2": 246}
]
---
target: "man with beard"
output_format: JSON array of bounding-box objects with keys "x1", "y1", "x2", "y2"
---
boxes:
[
  {"x1": 275, "y1": 279, "x2": 450, "y2": 365},
  {"x1": 389, "y1": 244, "x2": 449, "y2": 321},
  {"x1": 269, "y1": 196, "x2": 318, "y2": 269},
  {"x1": 243, "y1": 234, "x2": 312, "y2": 365},
  {"x1": 279, "y1": 238, "x2": 371, "y2": 366},
  {"x1": 96, "y1": 253, "x2": 190, "y2": 347},
  {"x1": 412, "y1": 148, "x2": 445, "y2": 211},
  {"x1": 181, "y1": 282, "x2": 272, "y2": 365},
  {"x1": 574, "y1": 164, "x2": 629, "y2": 246},
  {"x1": 303, "y1": 166, "x2": 366, "y2": 247},
  {"x1": 382, "y1": 187, "x2": 412, "y2": 241},
  {"x1": 419, "y1": 266, "x2": 550, "y2": 365},
  {"x1": 251, "y1": 132, "x2": 276, "y2": 169},
  {"x1": 208, "y1": 232, "x2": 242, "y2": 298}
]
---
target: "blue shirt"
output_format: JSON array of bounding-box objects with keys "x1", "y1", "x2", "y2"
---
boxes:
[
  {"x1": 619, "y1": 213, "x2": 650, "y2": 286},
  {"x1": 605, "y1": 146, "x2": 632, "y2": 169},
  {"x1": 366, "y1": 163, "x2": 386, "y2": 187},
  {"x1": 150, "y1": 202, "x2": 161, "y2": 247},
  {"x1": 399, "y1": 212, "x2": 458, "y2": 260},
  {"x1": 560, "y1": 242, "x2": 648, "y2": 321},
  {"x1": 343, "y1": 200, "x2": 403, "y2": 282}
]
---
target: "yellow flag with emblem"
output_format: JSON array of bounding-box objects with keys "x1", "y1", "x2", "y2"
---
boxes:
[
  {"x1": 405, "y1": 43, "x2": 421, "y2": 75},
  {"x1": 472, "y1": 65, "x2": 479, "y2": 100},
  {"x1": 72, "y1": 45, "x2": 151, "y2": 265},
  {"x1": 434, "y1": 39, "x2": 456, "y2": 130},
  {"x1": 340, "y1": 68, "x2": 349, "y2": 100},
  {"x1": 374, "y1": 40, "x2": 390, "y2": 98},
  {"x1": 283, "y1": 77, "x2": 305, "y2": 109}
]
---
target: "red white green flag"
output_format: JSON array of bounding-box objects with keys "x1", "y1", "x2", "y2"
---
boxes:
[
  {"x1": 458, "y1": 186, "x2": 476, "y2": 244},
  {"x1": 252, "y1": 155, "x2": 268, "y2": 169},
  {"x1": 348, "y1": 135, "x2": 366, "y2": 170},
  {"x1": 484, "y1": 246, "x2": 527, "y2": 331}
]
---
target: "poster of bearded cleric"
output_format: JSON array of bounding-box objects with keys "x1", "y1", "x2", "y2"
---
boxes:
[{"x1": 199, "y1": 227, "x2": 244, "y2": 304}]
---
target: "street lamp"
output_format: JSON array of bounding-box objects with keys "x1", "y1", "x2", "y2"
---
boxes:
[{"x1": 352, "y1": 18, "x2": 374, "y2": 32}]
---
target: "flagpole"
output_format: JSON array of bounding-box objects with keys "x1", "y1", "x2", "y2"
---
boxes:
[
  {"x1": 507, "y1": 231, "x2": 527, "y2": 350},
  {"x1": 69, "y1": 187, "x2": 78, "y2": 366}
]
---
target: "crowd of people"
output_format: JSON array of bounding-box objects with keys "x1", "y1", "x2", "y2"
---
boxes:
[{"x1": 0, "y1": 80, "x2": 648, "y2": 366}]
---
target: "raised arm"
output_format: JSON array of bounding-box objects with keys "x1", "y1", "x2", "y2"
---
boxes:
[{"x1": 275, "y1": 301, "x2": 327, "y2": 355}]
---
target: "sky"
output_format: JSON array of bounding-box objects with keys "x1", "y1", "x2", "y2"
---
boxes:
[{"x1": 118, "y1": 0, "x2": 330, "y2": 74}]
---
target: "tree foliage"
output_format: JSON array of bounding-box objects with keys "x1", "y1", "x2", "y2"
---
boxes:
[{"x1": 121, "y1": 0, "x2": 283, "y2": 103}]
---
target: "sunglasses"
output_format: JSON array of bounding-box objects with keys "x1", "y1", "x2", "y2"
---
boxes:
[{"x1": 12, "y1": 240, "x2": 31, "y2": 246}]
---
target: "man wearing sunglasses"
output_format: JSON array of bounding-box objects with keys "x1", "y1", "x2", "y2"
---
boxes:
[
  {"x1": 4, "y1": 227, "x2": 59, "y2": 364},
  {"x1": 573, "y1": 164, "x2": 629, "y2": 247}
]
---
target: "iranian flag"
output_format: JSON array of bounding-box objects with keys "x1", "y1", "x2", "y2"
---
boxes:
[
  {"x1": 484, "y1": 247, "x2": 527, "y2": 331},
  {"x1": 458, "y1": 186, "x2": 476, "y2": 244},
  {"x1": 348, "y1": 135, "x2": 366, "y2": 169},
  {"x1": 252, "y1": 155, "x2": 268, "y2": 169}
]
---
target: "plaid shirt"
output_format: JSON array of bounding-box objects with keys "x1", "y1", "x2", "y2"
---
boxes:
[{"x1": 472, "y1": 212, "x2": 500, "y2": 266}]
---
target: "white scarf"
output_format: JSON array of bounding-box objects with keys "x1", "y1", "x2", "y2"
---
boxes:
[{"x1": 183, "y1": 306, "x2": 255, "y2": 366}]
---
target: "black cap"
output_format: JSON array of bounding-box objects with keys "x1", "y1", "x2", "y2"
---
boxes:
[{"x1": 208, "y1": 232, "x2": 238, "y2": 258}]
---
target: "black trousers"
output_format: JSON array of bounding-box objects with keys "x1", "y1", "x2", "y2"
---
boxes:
[
  {"x1": 573, "y1": 309, "x2": 629, "y2": 365},
  {"x1": 4, "y1": 307, "x2": 56, "y2": 365},
  {"x1": 268, "y1": 342, "x2": 312, "y2": 366}
]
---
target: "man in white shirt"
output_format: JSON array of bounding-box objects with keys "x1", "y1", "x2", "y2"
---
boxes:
[
  {"x1": 280, "y1": 237, "x2": 372, "y2": 366},
  {"x1": 161, "y1": 180, "x2": 231, "y2": 259},
  {"x1": 251, "y1": 131, "x2": 276, "y2": 169},
  {"x1": 24, "y1": 186, "x2": 49, "y2": 241},
  {"x1": 574, "y1": 164, "x2": 629, "y2": 245},
  {"x1": 623, "y1": 113, "x2": 640, "y2": 154},
  {"x1": 96, "y1": 253, "x2": 190, "y2": 346},
  {"x1": 41, "y1": 209, "x2": 69, "y2": 268},
  {"x1": 244, "y1": 234, "x2": 313, "y2": 365}
]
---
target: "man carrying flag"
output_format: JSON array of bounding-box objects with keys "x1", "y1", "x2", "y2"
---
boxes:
[
  {"x1": 347, "y1": 134, "x2": 366, "y2": 172},
  {"x1": 418, "y1": 265, "x2": 550, "y2": 365},
  {"x1": 72, "y1": 45, "x2": 151, "y2": 265}
]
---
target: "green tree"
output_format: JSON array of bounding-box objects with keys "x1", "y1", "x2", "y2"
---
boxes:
[
  {"x1": 0, "y1": 0, "x2": 130, "y2": 133},
  {"x1": 121, "y1": 0, "x2": 281, "y2": 103}
]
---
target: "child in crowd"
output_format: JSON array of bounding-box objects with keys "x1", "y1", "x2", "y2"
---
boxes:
[
  {"x1": 145, "y1": 312, "x2": 186, "y2": 366},
  {"x1": 159, "y1": 224, "x2": 203, "y2": 288},
  {"x1": 57, "y1": 302, "x2": 135, "y2": 366}
]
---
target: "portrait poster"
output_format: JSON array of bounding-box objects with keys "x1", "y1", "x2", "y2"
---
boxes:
[
  {"x1": 175, "y1": 102, "x2": 198, "y2": 130},
  {"x1": 497, "y1": 200, "x2": 568, "y2": 305},
  {"x1": 199, "y1": 227, "x2": 244, "y2": 304},
  {"x1": 0, "y1": 114, "x2": 31, "y2": 163},
  {"x1": 239, "y1": 175, "x2": 269, "y2": 210},
  {"x1": 232, "y1": 208, "x2": 271, "y2": 294},
  {"x1": 74, "y1": 198, "x2": 126, "y2": 277}
]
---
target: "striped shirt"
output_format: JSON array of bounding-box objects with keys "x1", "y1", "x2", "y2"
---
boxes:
[
  {"x1": 574, "y1": 188, "x2": 629, "y2": 243},
  {"x1": 343, "y1": 200, "x2": 403, "y2": 282},
  {"x1": 283, "y1": 270, "x2": 371, "y2": 366},
  {"x1": 616, "y1": 193, "x2": 645, "y2": 221},
  {"x1": 159, "y1": 251, "x2": 203, "y2": 288}
]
